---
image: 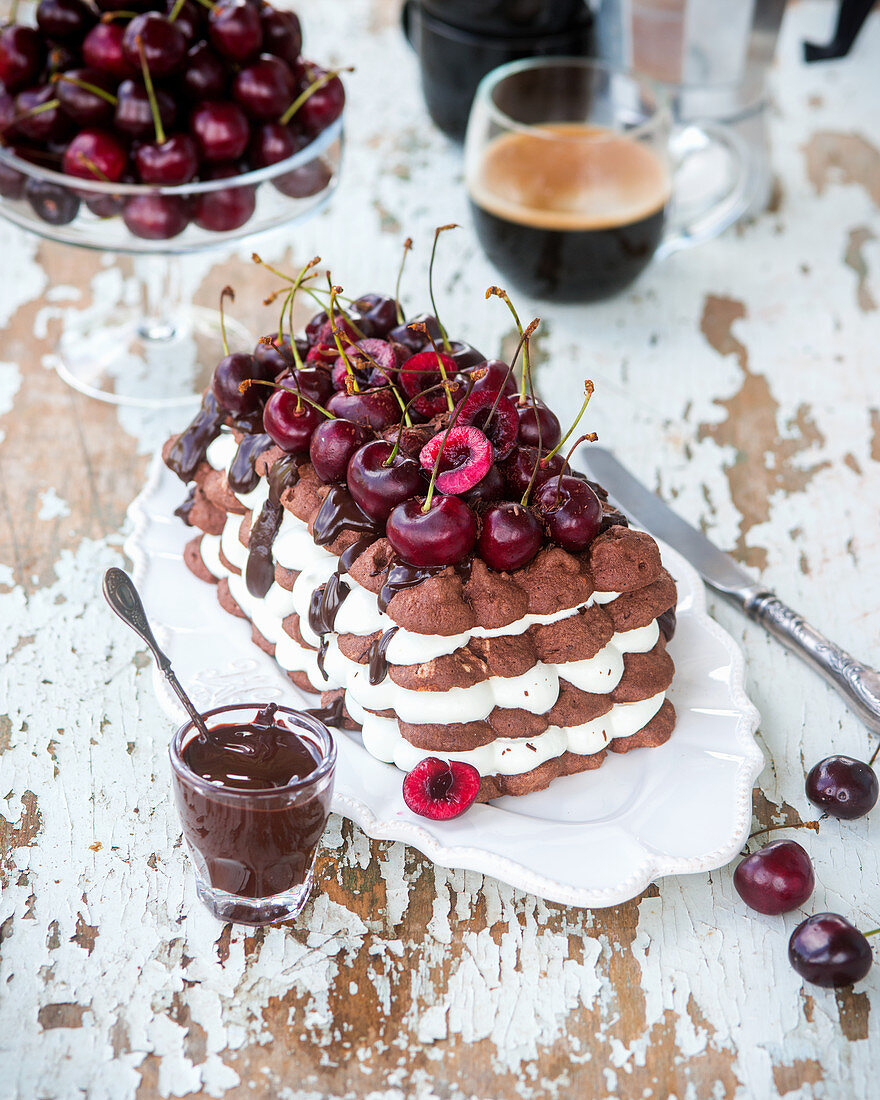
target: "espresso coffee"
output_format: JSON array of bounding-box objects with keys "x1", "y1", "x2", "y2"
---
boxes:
[{"x1": 468, "y1": 124, "x2": 671, "y2": 301}]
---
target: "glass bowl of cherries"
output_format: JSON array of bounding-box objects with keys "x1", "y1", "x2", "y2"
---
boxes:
[{"x1": 0, "y1": 0, "x2": 345, "y2": 406}]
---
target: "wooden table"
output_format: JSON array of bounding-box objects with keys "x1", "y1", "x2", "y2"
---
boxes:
[{"x1": 1, "y1": 2, "x2": 878, "y2": 1096}]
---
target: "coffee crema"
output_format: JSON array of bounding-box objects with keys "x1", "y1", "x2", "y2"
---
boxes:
[{"x1": 468, "y1": 123, "x2": 672, "y2": 301}]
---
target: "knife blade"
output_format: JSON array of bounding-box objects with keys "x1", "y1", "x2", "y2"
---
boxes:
[{"x1": 579, "y1": 446, "x2": 880, "y2": 734}]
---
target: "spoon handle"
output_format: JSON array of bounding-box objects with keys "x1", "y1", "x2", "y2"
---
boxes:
[{"x1": 103, "y1": 568, "x2": 209, "y2": 737}]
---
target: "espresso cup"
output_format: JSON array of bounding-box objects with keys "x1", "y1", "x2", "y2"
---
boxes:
[{"x1": 464, "y1": 57, "x2": 752, "y2": 301}]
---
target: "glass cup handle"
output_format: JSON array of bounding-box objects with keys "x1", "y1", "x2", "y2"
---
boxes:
[{"x1": 656, "y1": 121, "x2": 755, "y2": 260}]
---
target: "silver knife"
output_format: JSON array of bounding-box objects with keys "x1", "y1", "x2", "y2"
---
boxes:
[{"x1": 580, "y1": 446, "x2": 880, "y2": 734}]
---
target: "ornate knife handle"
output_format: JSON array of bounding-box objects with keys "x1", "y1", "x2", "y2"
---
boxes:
[{"x1": 742, "y1": 590, "x2": 880, "y2": 734}]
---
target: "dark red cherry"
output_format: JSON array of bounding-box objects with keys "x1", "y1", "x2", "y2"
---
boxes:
[
  {"x1": 134, "y1": 133, "x2": 197, "y2": 185},
  {"x1": 192, "y1": 163, "x2": 255, "y2": 231},
  {"x1": 516, "y1": 395, "x2": 562, "y2": 450},
  {"x1": 326, "y1": 387, "x2": 399, "y2": 432},
  {"x1": 501, "y1": 446, "x2": 565, "y2": 497},
  {"x1": 0, "y1": 153, "x2": 25, "y2": 200},
  {"x1": 733, "y1": 840, "x2": 815, "y2": 915},
  {"x1": 165, "y1": 0, "x2": 202, "y2": 44},
  {"x1": 272, "y1": 143, "x2": 332, "y2": 198},
  {"x1": 14, "y1": 86, "x2": 70, "y2": 143},
  {"x1": 533, "y1": 476, "x2": 602, "y2": 551},
  {"x1": 333, "y1": 339, "x2": 397, "y2": 390},
  {"x1": 789, "y1": 914, "x2": 873, "y2": 988},
  {"x1": 63, "y1": 128, "x2": 128, "y2": 182},
  {"x1": 346, "y1": 439, "x2": 423, "y2": 521},
  {"x1": 461, "y1": 358, "x2": 517, "y2": 397},
  {"x1": 190, "y1": 99, "x2": 249, "y2": 162},
  {"x1": 296, "y1": 65, "x2": 344, "y2": 135},
  {"x1": 418, "y1": 426, "x2": 493, "y2": 495},
  {"x1": 309, "y1": 418, "x2": 371, "y2": 483},
  {"x1": 212, "y1": 351, "x2": 266, "y2": 415},
  {"x1": 249, "y1": 119, "x2": 294, "y2": 167},
  {"x1": 122, "y1": 13, "x2": 187, "y2": 78},
  {"x1": 25, "y1": 178, "x2": 80, "y2": 225},
  {"x1": 260, "y1": 7, "x2": 301, "y2": 66},
  {"x1": 181, "y1": 41, "x2": 227, "y2": 101},
  {"x1": 114, "y1": 78, "x2": 176, "y2": 138},
  {"x1": 478, "y1": 502, "x2": 543, "y2": 572},
  {"x1": 45, "y1": 42, "x2": 77, "y2": 76},
  {"x1": 389, "y1": 312, "x2": 442, "y2": 354},
  {"x1": 36, "y1": 0, "x2": 96, "y2": 41},
  {"x1": 85, "y1": 187, "x2": 127, "y2": 218},
  {"x1": 233, "y1": 54, "x2": 294, "y2": 120},
  {"x1": 447, "y1": 340, "x2": 485, "y2": 371},
  {"x1": 122, "y1": 193, "x2": 189, "y2": 240},
  {"x1": 263, "y1": 388, "x2": 322, "y2": 453},
  {"x1": 253, "y1": 334, "x2": 292, "y2": 377},
  {"x1": 287, "y1": 365, "x2": 332, "y2": 406},
  {"x1": 305, "y1": 309, "x2": 328, "y2": 345},
  {"x1": 456, "y1": 388, "x2": 519, "y2": 460},
  {"x1": 82, "y1": 23, "x2": 132, "y2": 78},
  {"x1": 399, "y1": 350, "x2": 461, "y2": 418},
  {"x1": 806, "y1": 756, "x2": 879, "y2": 820},
  {"x1": 55, "y1": 67, "x2": 117, "y2": 127},
  {"x1": 386, "y1": 495, "x2": 478, "y2": 567},
  {"x1": 352, "y1": 293, "x2": 397, "y2": 337},
  {"x1": 209, "y1": 0, "x2": 262, "y2": 62},
  {"x1": 463, "y1": 463, "x2": 505, "y2": 506},
  {"x1": 402, "y1": 757, "x2": 480, "y2": 820},
  {"x1": 0, "y1": 26, "x2": 45, "y2": 93}
]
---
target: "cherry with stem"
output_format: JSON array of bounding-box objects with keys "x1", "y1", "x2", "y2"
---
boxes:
[{"x1": 427, "y1": 223, "x2": 457, "y2": 352}]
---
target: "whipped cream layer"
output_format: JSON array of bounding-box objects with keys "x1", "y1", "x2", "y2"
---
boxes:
[{"x1": 197, "y1": 432, "x2": 671, "y2": 776}]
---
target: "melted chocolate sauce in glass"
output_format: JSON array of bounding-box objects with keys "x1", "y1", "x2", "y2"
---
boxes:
[
  {"x1": 174, "y1": 704, "x2": 332, "y2": 900},
  {"x1": 183, "y1": 704, "x2": 319, "y2": 791}
]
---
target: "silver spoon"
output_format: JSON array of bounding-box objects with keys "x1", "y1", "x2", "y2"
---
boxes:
[{"x1": 102, "y1": 567, "x2": 211, "y2": 739}]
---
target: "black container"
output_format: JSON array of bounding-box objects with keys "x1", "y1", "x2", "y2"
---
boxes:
[
  {"x1": 402, "y1": 1, "x2": 593, "y2": 141},
  {"x1": 421, "y1": 0, "x2": 587, "y2": 38}
]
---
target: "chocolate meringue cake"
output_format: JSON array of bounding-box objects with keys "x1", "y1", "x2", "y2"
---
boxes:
[{"x1": 164, "y1": 275, "x2": 676, "y2": 803}]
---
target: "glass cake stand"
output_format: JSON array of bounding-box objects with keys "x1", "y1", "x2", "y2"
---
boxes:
[{"x1": 0, "y1": 116, "x2": 343, "y2": 408}]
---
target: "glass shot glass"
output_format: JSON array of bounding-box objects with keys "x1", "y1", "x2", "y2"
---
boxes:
[{"x1": 169, "y1": 703, "x2": 336, "y2": 925}]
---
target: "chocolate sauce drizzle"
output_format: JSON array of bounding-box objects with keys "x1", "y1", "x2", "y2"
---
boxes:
[
  {"x1": 308, "y1": 572, "x2": 352, "y2": 681},
  {"x1": 377, "y1": 558, "x2": 472, "y2": 614},
  {"x1": 367, "y1": 627, "x2": 399, "y2": 685},
  {"x1": 304, "y1": 695, "x2": 346, "y2": 728},
  {"x1": 312, "y1": 486, "x2": 380, "y2": 547},
  {"x1": 229, "y1": 433, "x2": 274, "y2": 495},
  {"x1": 166, "y1": 391, "x2": 225, "y2": 483},
  {"x1": 244, "y1": 453, "x2": 304, "y2": 599},
  {"x1": 174, "y1": 487, "x2": 196, "y2": 525},
  {"x1": 658, "y1": 607, "x2": 676, "y2": 641}
]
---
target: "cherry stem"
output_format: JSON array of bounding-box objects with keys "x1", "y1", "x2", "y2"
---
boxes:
[
  {"x1": 53, "y1": 72, "x2": 118, "y2": 107},
  {"x1": 190, "y1": 0, "x2": 216, "y2": 12},
  {"x1": 328, "y1": 281, "x2": 359, "y2": 392},
  {"x1": 135, "y1": 35, "x2": 164, "y2": 146},
  {"x1": 486, "y1": 286, "x2": 530, "y2": 396},
  {"x1": 428, "y1": 224, "x2": 457, "y2": 352},
  {"x1": 279, "y1": 66, "x2": 352, "y2": 127},
  {"x1": 748, "y1": 819, "x2": 822, "y2": 841},
  {"x1": 75, "y1": 151, "x2": 110, "y2": 182},
  {"x1": 869, "y1": 742, "x2": 879, "y2": 767},
  {"x1": 863, "y1": 928, "x2": 880, "y2": 937},
  {"x1": 410, "y1": 322, "x2": 454, "y2": 413},
  {"x1": 167, "y1": 0, "x2": 187, "y2": 21},
  {"x1": 219, "y1": 285, "x2": 233, "y2": 357},
  {"x1": 421, "y1": 374, "x2": 477, "y2": 513},
  {"x1": 10, "y1": 0, "x2": 20, "y2": 22},
  {"x1": 543, "y1": 381, "x2": 596, "y2": 462},
  {"x1": 287, "y1": 256, "x2": 322, "y2": 369},
  {"x1": 2, "y1": 98, "x2": 61, "y2": 133},
  {"x1": 394, "y1": 236, "x2": 412, "y2": 325},
  {"x1": 239, "y1": 378, "x2": 333, "y2": 419}
]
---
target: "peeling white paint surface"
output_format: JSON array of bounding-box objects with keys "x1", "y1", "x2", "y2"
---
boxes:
[{"x1": 0, "y1": 1, "x2": 879, "y2": 1097}]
